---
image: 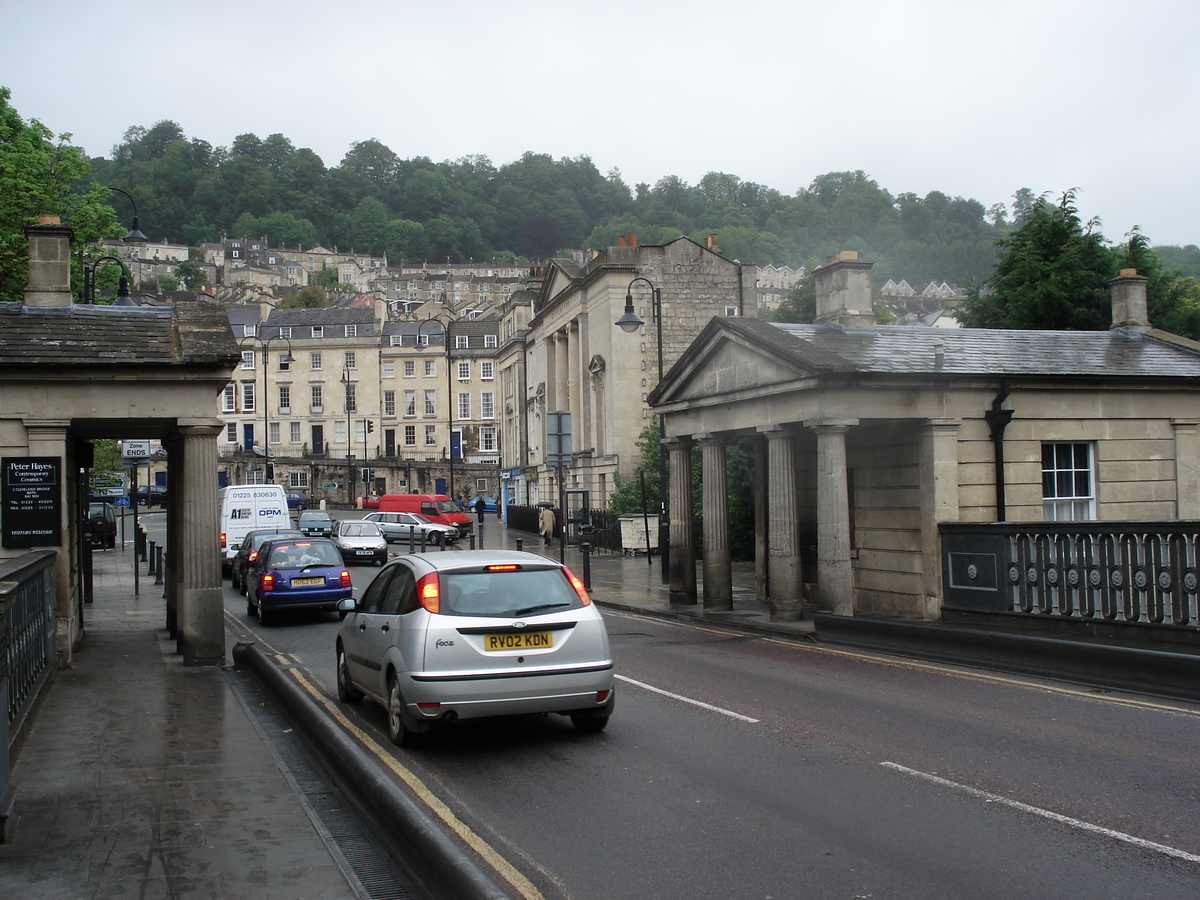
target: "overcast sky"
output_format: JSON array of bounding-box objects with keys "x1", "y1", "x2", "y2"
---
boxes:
[{"x1": 3, "y1": 0, "x2": 1197, "y2": 246}]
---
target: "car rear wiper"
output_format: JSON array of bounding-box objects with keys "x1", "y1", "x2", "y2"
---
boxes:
[{"x1": 510, "y1": 602, "x2": 572, "y2": 616}]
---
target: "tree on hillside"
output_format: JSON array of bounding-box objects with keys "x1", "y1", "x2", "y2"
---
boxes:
[
  {"x1": 953, "y1": 190, "x2": 1115, "y2": 330},
  {"x1": 0, "y1": 87, "x2": 120, "y2": 302},
  {"x1": 280, "y1": 285, "x2": 328, "y2": 308}
]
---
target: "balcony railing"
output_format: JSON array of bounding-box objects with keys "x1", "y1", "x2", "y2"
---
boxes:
[{"x1": 941, "y1": 521, "x2": 1200, "y2": 632}]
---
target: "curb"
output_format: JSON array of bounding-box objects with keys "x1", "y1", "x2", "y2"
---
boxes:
[
  {"x1": 811, "y1": 614, "x2": 1200, "y2": 702},
  {"x1": 231, "y1": 642, "x2": 513, "y2": 900}
]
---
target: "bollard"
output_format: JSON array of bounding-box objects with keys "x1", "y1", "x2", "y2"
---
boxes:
[
  {"x1": 477, "y1": 526, "x2": 484, "y2": 550},
  {"x1": 469, "y1": 534, "x2": 475, "y2": 550},
  {"x1": 154, "y1": 546, "x2": 164, "y2": 585},
  {"x1": 581, "y1": 538, "x2": 592, "y2": 591},
  {"x1": 161, "y1": 552, "x2": 168, "y2": 598},
  {"x1": 516, "y1": 538, "x2": 523, "y2": 552},
  {"x1": 148, "y1": 540, "x2": 157, "y2": 576}
]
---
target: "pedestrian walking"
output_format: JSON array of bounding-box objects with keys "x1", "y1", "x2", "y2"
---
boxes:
[{"x1": 539, "y1": 504, "x2": 556, "y2": 545}]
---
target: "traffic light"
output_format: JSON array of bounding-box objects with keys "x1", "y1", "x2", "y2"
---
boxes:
[
  {"x1": 265, "y1": 462, "x2": 274, "y2": 480},
  {"x1": 361, "y1": 467, "x2": 371, "y2": 484},
  {"x1": 366, "y1": 420, "x2": 374, "y2": 434}
]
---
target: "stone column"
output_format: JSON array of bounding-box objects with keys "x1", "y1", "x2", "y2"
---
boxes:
[
  {"x1": 811, "y1": 421, "x2": 857, "y2": 616},
  {"x1": 175, "y1": 423, "x2": 225, "y2": 665},
  {"x1": 753, "y1": 436, "x2": 768, "y2": 602},
  {"x1": 699, "y1": 435, "x2": 732, "y2": 611},
  {"x1": 764, "y1": 428, "x2": 803, "y2": 621},
  {"x1": 666, "y1": 437, "x2": 696, "y2": 605},
  {"x1": 163, "y1": 432, "x2": 183, "y2": 637},
  {"x1": 1173, "y1": 420, "x2": 1200, "y2": 519},
  {"x1": 920, "y1": 419, "x2": 962, "y2": 619}
]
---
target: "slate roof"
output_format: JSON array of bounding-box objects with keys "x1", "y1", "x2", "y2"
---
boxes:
[
  {"x1": 0, "y1": 301, "x2": 239, "y2": 368},
  {"x1": 748, "y1": 318, "x2": 1200, "y2": 379}
]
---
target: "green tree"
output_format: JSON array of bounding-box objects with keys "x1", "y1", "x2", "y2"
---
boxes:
[
  {"x1": 954, "y1": 190, "x2": 1115, "y2": 330},
  {"x1": 607, "y1": 420, "x2": 664, "y2": 515},
  {"x1": 175, "y1": 260, "x2": 207, "y2": 290},
  {"x1": 770, "y1": 274, "x2": 816, "y2": 323},
  {"x1": 281, "y1": 285, "x2": 328, "y2": 308},
  {"x1": 0, "y1": 87, "x2": 120, "y2": 302}
]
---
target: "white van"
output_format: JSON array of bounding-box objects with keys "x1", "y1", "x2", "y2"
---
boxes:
[{"x1": 219, "y1": 484, "x2": 290, "y2": 574}]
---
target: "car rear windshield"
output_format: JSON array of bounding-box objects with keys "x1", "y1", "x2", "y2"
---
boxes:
[
  {"x1": 441, "y1": 567, "x2": 581, "y2": 618},
  {"x1": 268, "y1": 542, "x2": 343, "y2": 569}
]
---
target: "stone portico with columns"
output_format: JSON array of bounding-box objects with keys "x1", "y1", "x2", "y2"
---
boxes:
[
  {"x1": 0, "y1": 220, "x2": 239, "y2": 664},
  {"x1": 649, "y1": 252, "x2": 1200, "y2": 621}
]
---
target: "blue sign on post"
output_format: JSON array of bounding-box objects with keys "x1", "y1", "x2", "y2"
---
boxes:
[{"x1": 114, "y1": 496, "x2": 130, "y2": 507}]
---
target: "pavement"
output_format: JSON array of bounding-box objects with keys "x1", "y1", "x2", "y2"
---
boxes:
[{"x1": 4, "y1": 517, "x2": 1199, "y2": 899}]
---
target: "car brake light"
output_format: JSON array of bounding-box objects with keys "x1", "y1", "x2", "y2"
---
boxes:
[
  {"x1": 564, "y1": 567, "x2": 592, "y2": 605},
  {"x1": 596, "y1": 690, "x2": 611, "y2": 703},
  {"x1": 417, "y1": 702, "x2": 440, "y2": 712},
  {"x1": 248, "y1": 551, "x2": 259, "y2": 562},
  {"x1": 340, "y1": 570, "x2": 351, "y2": 588},
  {"x1": 416, "y1": 572, "x2": 440, "y2": 613},
  {"x1": 261, "y1": 572, "x2": 276, "y2": 592},
  {"x1": 485, "y1": 564, "x2": 521, "y2": 572},
  {"x1": 220, "y1": 532, "x2": 227, "y2": 549}
]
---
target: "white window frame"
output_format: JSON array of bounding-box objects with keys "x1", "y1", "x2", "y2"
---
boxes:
[
  {"x1": 241, "y1": 350, "x2": 256, "y2": 370},
  {"x1": 481, "y1": 391, "x2": 494, "y2": 419},
  {"x1": 425, "y1": 424, "x2": 437, "y2": 446},
  {"x1": 221, "y1": 383, "x2": 236, "y2": 413},
  {"x1": 345, "y1": 324, "x2": 358, "y2": 337},
  {"x1": 457, "y1": 361, "x2": 470, "y2": 381},
  {"x1": 312, "y1": 326, "x2": 324, "y2": 339},
  {"x1": 424, "y1": 390, "x2": 436, "y2": 417},
  {"x1": 1042, "y1": 442, "x2": 1096, "y2": 521},
  {"x1": 241, "y1": 381, "x2": 255, "y2": 412},
  {"x1": 404, "y1": 360, "x2": 415, "y2": 377},
  {"x1": 456, "y1": 335, "x2": 469, "y2": 349},
  {"x1": 484, "y1": 334, "x2": 497, "y2": 348},
  {"x1": 480, "y1": 360, "x2": 494, "y2": 380},
  {"x1": 424, "y1": 360, "x2": 436, "y2": 377},
  {"x1": 290, "y1": 421, "x2": 301, "y2": 444},
  {"x1": 404, "y1": 425, "x2": 416, "y2": 446},
  {"x1": 344, "y1": 351, "x2": 356, "y2": 370},
  {"x1": 310, "y1": 351, "x2": 322, "y2": 370},
  {"x1": 457, "y1": 391, "x2": 470, "y2": 419},
  {"x1": 383, "y1": 361, "x2": 395, "y2": 378}
]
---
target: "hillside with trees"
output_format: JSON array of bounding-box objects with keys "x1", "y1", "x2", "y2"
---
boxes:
[
  {"x1": 3, "y1": 87, "x2": 1198, "y2": 304},
  {"x1": 86, "y1": 121, "x2": 1018, "y2": 284}
]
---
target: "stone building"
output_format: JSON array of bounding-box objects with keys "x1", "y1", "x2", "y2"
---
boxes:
[
  {"x1": 498, "y1": 235, "x2": 756, "y2": 508},
  {"x1": 650, "y1": 251, "x2": 1200, "y2": 621},
  {"x1": 0, "y1": 219, "x2": 238, "y2": 665},
  {"x1": 220, "y1": 304, "x2": 501, "y2": 504}
]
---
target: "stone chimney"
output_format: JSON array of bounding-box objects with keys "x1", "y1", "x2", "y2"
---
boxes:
[
  {"x1": 1110, "y1": 268, "x2": 1150, "y2": 331},
  {"x1": 24, "y1": 217, "x2": 75, "y2": 308},
  {"x1": 814, "y1": 250, "x2": 875, "y2": 329}
]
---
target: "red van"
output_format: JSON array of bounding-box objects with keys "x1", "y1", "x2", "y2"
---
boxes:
[{"x1": 377, "y1": 493, "x2": 472, "y2": 536}]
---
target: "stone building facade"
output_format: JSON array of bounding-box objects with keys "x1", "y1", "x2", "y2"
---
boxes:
[
  {"x1": 498, "y1": 235, "x2": 755, "y2": 508},
  {"x1": 650, "y1": 251, "x2": 1200, "y2": 621}
]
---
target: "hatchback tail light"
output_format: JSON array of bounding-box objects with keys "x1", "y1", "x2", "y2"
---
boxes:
[
  {"x1": 261, "y1": 572, "x2": 276, "y2": 592},
  {"x1": 564, "y1": 567, "x2": 592, "y2": 605},
  {"x1": 340, "y1": 570, "x2": 352, "y2": 588},
  {"x1": 248, "y1": 550, "x2": 259, "y2": 563},
  {"x1": 416, "y1": 572, "x2": 440, "y2": 613},
  {"x1": 220, "y1": 532, "x2": 227, "y2": 549}
]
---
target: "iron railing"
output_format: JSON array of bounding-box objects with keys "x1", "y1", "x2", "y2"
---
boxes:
[
  {"x1": 1, "y1": 550, "x2": 56, "y2": 726},
  {"x1": 941, "y1": 522, "x2": 1200, "y2": 631}
]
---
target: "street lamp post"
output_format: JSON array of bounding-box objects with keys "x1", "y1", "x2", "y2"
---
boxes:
[
  {"x1": 240, "y1": 334, "x2": 295, "y2": 483},
  {"x1": 82, "y1": 256, "x2": 137, "y2": 306},
  {"x1": 616, "y1": 276, "x2": 669, "y2": 583}
]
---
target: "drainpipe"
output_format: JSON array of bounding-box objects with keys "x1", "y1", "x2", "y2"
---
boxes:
[{"x1": 984, "y1": 380, "x2": 1014, "y2": 521}]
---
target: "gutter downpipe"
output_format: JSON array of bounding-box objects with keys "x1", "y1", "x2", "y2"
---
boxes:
[{"x1": 984, "y1": 380, "x2": 1014, "y2": 521}]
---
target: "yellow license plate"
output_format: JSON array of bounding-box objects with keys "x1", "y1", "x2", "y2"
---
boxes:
[
  {"x1": 485, "y1": 632, "x2": 553, "y2": 651},
  {"x1": 292, "y1": 576, "x2": 325, "y2": 586}
]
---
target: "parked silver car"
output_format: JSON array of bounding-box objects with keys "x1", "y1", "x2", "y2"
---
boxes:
[
  {"x1": 332, "y1": 519, "x2": 388, "y2": 565},
  {"x1": 363, "y1": 510, "x2": 458, "y2": 546},
  {"x1": 335, "y1": 550, "x2": 614, "y2": 746}
]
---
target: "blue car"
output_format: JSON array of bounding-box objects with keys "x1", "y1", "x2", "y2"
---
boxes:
[
  {"x1": 467, "y1": 495, "x2": 499, "y2": 513},
  {"x1": 244, "y1": 537, "x2": 352, "y2": 626},
  {"x1": 285, "y1": 491, "x2": 308, "y2": 510}
]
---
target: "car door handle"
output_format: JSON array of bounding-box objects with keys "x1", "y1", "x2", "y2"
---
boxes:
[
  {"x1": 358, "y1": 623, "x2": 367, "y2": 631},
  {"x1": 380, "y1": 623, "x2": 390, "y2": 633}
]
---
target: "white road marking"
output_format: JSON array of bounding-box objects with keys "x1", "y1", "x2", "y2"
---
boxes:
[
  {"x1": 881, "y1": 761, "x2": 1200, "y2": 865},
  {"x1": 615, "y1": 674, "x2": 760, "y2": 723}
]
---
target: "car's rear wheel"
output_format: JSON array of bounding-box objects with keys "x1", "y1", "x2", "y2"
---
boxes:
[
  {"x1": 570, "y1": 709, "x2": 610, "y2": 733},
  {"x1": 386, "y1": 674, "x2": 429, "y2": 747},
  {"x1": 256, "y1": 598, "x2": 272, "y2": 626},
  {"x1": 336, "y1": 646, "x2": 362, "y2": 704}
]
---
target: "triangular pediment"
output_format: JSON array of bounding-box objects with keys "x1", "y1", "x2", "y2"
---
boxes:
[{"x1": 652, "y1": 318, "x2": 849, "y2": 408}]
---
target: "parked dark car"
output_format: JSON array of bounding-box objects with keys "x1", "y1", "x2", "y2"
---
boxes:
[
  {"x1": 230, "y1": 528, "x2": 305, "y2": 592},
  {"x1": 135, "y1": 485, "x2": 168, "y2": 507},
  {"x1": 285, "y1": 491, "x2": 308, "y2": 510},
  {"x1": 244, "y1": 537, "x2": 352, "y2": 626},
  {"x1": 297, "y1": 509, "x2": 335, "y2": 537},
  {"x1": 86, "y1": 501, "x2": 117, "y2": 549}
]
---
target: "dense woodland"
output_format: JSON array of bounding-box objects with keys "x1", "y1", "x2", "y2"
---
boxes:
[{"x1": 86, "y1": 121, "x2": 1026, "y2": 285}]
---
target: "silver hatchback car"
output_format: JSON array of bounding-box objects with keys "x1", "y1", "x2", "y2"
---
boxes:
[{"x1": 335, "y1": 550, "x2": 614, "y2": 745}]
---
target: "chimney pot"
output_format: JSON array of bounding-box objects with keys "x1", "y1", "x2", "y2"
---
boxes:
[
  {"x1": 629, "y1": 232, "x2": 637, "y2": 247},
  {"x1": 618, "y1": 236, "x2": 626, "y2": 247}
]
